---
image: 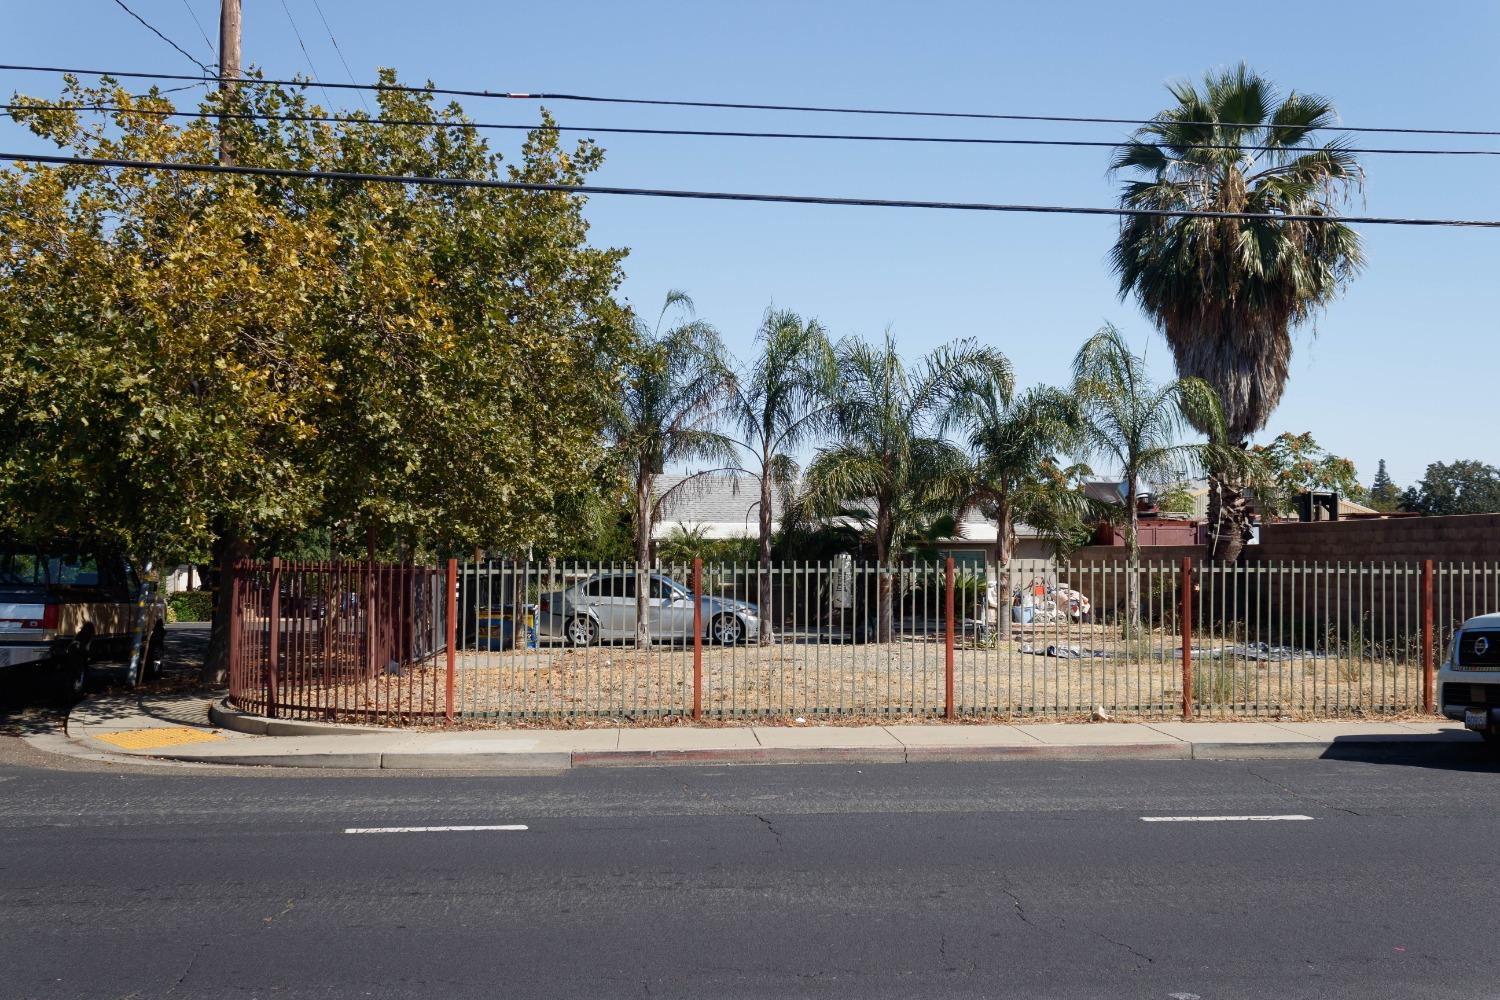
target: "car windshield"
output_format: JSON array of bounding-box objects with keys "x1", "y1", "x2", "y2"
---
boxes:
[
  {"x1": 0, "y1": 547, "x2": 48, "y2": 595},
  {"x1": 0, "y1": 546, "x2": 104, "y2": 597}
]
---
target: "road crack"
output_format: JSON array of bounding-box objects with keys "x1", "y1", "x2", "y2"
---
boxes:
[
  {"x1": 164, "y1": 941, "x2": 206, "y2": 995},
  {"x1": 1094, "y1": 929, "x2": 1153, "y2": 967}
]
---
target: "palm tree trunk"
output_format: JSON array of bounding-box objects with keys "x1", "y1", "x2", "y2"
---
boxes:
[
  {"x1": 758, "y1": 467, "x2": 774, "y2": 644},
  {"x1": 1124, "y1": 479, "x2": 1142, "y2": 638},
  {"x1": 1207, "y1": 469, "x2": 1253, "y2": 562},
  {"x1": 996, "y1": 505, "x2": 1014, "y2": 640},
  {"x1": 875, "y1": 506, "x2": 894, "y2": 644},
  {"x1": 635, "y1": 472, "x2": 652, "y2": 648}
]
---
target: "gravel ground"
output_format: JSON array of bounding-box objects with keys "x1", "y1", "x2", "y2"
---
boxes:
[{"x1": 267, "y1": 625, "x2": 1426, "y2": 725}]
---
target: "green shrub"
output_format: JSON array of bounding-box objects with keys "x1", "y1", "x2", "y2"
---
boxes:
[{"x1": 168, "y1": 590, "x2": 215, "y2": 622}]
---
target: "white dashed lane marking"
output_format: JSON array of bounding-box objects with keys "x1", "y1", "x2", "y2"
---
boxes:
[
  {"x1": 1141, "y1": 815, "x2": 1313, "y2": 823},
  {"x1": 344, "y1": 825, "x2": 529, "y2": 834}
]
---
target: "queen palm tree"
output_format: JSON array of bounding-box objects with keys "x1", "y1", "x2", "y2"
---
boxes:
[
  {"x1": 803, "y1": 334, "x2": 1012, "y2": 641},
  {"x1": 1072, "y1": 325, "x2": 1230, "y2": 631},
  {"x1": 722, "y1": 307, "x2": 836, "y2": 640},
  {"x1": 1110, "y1": 64, "x2": 1364, "y2": 560},
  {"x1": 953, "y1": 382, "x2": 1095, "y2": 568},
  {"x1": 608, "y1": 292, "x2": 735, "y2": 645}
]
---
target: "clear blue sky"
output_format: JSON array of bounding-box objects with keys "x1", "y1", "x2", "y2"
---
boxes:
[{"x1": 6, "y1": 1, "x2": 1498, "y2": 488}]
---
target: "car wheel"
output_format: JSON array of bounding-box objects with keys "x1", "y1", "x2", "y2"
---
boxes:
[
  {"x1": 711, "y1": 613, "x2": 743, "y2": 646},
  {"x1": 566, "y1": 616, "x2": 598, "y2": 648},
  {"x1": 142, "y1": 629, "x2": 165, "y2": 683}
]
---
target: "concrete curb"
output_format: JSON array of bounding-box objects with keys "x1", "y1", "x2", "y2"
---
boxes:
[
  {"x1": 209, "y1": 700, "x2": 394, "y2": 738},
  {"x1": 114, "y1": 738, "x2": 1484, "y2": 770}
]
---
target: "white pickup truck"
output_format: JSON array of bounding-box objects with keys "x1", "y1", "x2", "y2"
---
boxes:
[
  {"x1": 0, "y1": 544, "x2": 166, "y2": 699},
  {"x1": 1437, "y1": 613, "x2": 1500, "y2": 741}
]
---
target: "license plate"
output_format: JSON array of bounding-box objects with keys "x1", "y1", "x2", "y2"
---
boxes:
[{"x1": 1465, "y1": 707, "x2": 1490, "y2": 730}]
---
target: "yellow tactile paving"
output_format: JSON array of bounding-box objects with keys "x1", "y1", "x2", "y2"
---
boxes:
[{"x1": 93, "y1": 727, "x2": 226, "y2": 750}]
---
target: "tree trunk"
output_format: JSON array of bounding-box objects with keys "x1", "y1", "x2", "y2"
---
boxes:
[
  {"x1": 635, "y1": 472, "x2": 652, "y2": 648},
  {"x1": 996, "y1": 505, "x2": 1015, "y2": 640},
  {"x1": 1124, "y1": 479, "x2": 1142, "y2": 638},
  {"x1": 758, "y1": 466, "x2": 774, "y2": 644},
  {"x1": 1207, "y1": 469, "x2": 1254, "y2": 563},
  {"x1": 874, "y1": 506, "x2": 894, "y2": 644},
  {"x1": 201, "y1": 531, "x2": 247, "y2": 686}
]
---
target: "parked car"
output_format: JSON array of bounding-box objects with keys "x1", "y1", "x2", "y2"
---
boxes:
[
  {"x1": 537, "y1": 571, "x2": 761, "y2": 647},
  {"x1": 1438, "y1": 612, "x2": 1500, "y2": 742},
  {"x1": 0, "y1": 543, "x2": 166, "y2": 697}
]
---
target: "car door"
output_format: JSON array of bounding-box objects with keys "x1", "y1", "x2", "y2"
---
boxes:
[
  {"x1": 648, "y1": 576, "x2": 693, "y2": 641},
  {"x1": 592, "y1": 574, "x2": 637, "y2": 639}
]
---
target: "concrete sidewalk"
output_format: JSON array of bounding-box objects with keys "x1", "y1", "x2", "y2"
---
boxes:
[{"x1": 45, "y1": 693, "x2": 1486, "y2": 770}]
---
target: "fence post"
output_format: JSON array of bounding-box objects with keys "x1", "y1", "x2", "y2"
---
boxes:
[
  {"x1": 1421, "y1": 559, "x2": 1434, "y2": 715},
  {"x1": 692, "y1": 558, "x2": 703, "y2": 721},
  {"x1": 267, "y1": 556, "x2": 281, "y2": 720},
  {"x1": 1180, "y1": 556, "x2": 1193, "y2": 721},
  {"x1": 944, "y1": 557, "x2": 955, "y2": 720},
  {"x1": 445, "y1": 558, "x2": 457, "y2": 726}
]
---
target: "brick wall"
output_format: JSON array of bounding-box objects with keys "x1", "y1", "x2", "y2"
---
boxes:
[{"x1": 1255, "y1": 513, "x2": 1500, "y2": 564}]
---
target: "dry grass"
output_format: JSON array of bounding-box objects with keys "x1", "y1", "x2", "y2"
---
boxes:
[{"x1": 270, "y1": 626, "x2": 1428, "y2": 727}]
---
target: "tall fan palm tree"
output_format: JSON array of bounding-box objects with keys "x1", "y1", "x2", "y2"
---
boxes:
[
  {"x1": 803, "y1": 334, "x2": 1012, "y2": 641},
  {"x1": 1072, "y1": 325, "x2": 1230, "y2": 631},
  {"x1": 608, "y1": 292, "x2": 735, "y2": 644},
  {"x1": 953, "y1": 382, "x2": 1094, "y2": 568},
  {"x1": 1110, "y1": 64, "x2": 1364, "y2": 560},
  {"x1": 723, "y1": 307, "x2": 836, "y2": 640}
]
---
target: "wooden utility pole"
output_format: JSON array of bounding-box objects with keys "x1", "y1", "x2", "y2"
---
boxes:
[{"x1": 218, "y1": 0, "x2": 241, "y2": 162}]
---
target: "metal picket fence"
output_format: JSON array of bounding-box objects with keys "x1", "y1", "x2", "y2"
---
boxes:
[{"x1": 227, "y1": 557, "x2": 1500, "y2": 725}]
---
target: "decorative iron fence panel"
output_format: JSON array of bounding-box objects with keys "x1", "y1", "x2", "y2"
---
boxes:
[{"x1": 229, "y1": 557, "x2": 1494, "y2": 724}]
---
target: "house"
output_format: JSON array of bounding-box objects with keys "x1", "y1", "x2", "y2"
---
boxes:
[{"x1": 651, "y1": 473, "x2": 1057, "y2": 564}]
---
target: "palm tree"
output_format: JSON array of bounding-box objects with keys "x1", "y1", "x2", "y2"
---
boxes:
[
  {"x1": 953, "y1": 382, "x2": 1095, "y2": 567},
  {"x1": 1110, "y1": 63, "x2": 1364, "y2": 561},
  {"x1": 803, "y1": 334, "x2": 1012, "y2": 641},
  {"x1": 1072, "y1": 325, "x2": 1227, "y2": 631},
  {"x1": 722, "y1": 307, "x2": 836, "y2": 640},
  {"x1": 608, "y1": 292, "x2": 736, "y2": 644}
]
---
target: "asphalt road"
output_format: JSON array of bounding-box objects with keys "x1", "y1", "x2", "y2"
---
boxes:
[{"x1": 2, "y1": 746, "x2": 1499, "y2": 1000}]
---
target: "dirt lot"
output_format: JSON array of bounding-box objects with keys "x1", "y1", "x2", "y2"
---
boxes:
[{"x1": 267, "y1": 623, "x2": 1426, "y2": 726}]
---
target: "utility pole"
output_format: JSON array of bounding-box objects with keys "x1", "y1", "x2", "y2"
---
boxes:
[
  {"x1": 218, "y1": 0, "x2": 241, "y2": 162},
  {"x1": 201, "y1": 0, "x2": 243, "y2": 685}
]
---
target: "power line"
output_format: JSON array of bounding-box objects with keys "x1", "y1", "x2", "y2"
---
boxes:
[
  {"x1": 177, "y1": 0, "x2": 217, "y2": 65},
  {"x1": 3, "y1": 150, "x2": 1496, "y2": 228},
  {"x1": 275, "y1": 0, "x2": 338, "y2": 111},
  {"x1": 308, "y1": 0, "x2": 371, "y2": 115},
  {"x1": 6, "y1": 101, "x2": 1498, "y2": 158},
  {"x1": 2, "y1": 61, "x2": 1497, "y2": 138},
  {"x1": 105, "y1": 4, "x2": 213, "y2": 78}
]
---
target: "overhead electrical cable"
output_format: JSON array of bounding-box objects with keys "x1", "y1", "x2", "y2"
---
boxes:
[
  {"x1": 308, "y1": 0, "x2": 371, "y2": 115},
  {"x1": 2, "y1": 150, "x2": 1496, "y2": 228},
  {"x1": 103, "y1": 4, "x2": 215, "y2": 77},
  {"x1": 4, "y1": 101, "x2": 1497, "y2": 158},
  {"x1": 1, "y1": 62, "x2": 1497, "y2": 138}
]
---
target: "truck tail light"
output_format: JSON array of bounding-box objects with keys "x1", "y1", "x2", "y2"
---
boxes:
[
  {"x1": 18, "y1": 605, "x2": 58, "y2": 629},
  {"x1": 539, "y1": 595, "x2": 550, "y2": 615}
]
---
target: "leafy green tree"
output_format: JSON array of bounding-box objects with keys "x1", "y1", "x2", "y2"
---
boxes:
[
  {"x1": 1, "y1": 75, "x2": 632, "y2": 680},
  {"x1": 722, "y1": 307, "x2": 835, "y2": 637},
  {"x1": 952, "y1": 383, "x2": 1095, "y2": 566},
  {"x1": 802, "y1": 334, "x2": 1011, "y2": 640},
  {"x1": 1401, "y1": 461, "x2": 1500, "y2": 516},
  {"x1": 1110, "y1": 64, "x2": 1364, "y2": 561},
  {"x1": 1250, "y1": 432, "x2": 1360, "y2": 515},
  {"x1": 607, "y1": 292, "x2": 736, "y2": 643},
  {"x1": 1367, "y1": 459, "x2": 1402, "y2": 512},
  {"x1": 1072, "y1": 325, "x2": 1232, "y2": 631}
]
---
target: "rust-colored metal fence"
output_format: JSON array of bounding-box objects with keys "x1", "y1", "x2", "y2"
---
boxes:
[{"x1": 227, "y1": 557, "x2": 1500, "y2": 725}]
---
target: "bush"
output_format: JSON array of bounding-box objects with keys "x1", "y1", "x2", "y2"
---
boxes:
[{"x1": 168, "y1": 590, "x2": 215, "y2": 623}]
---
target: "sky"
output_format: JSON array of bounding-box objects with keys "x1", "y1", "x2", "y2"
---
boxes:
[{"x1": 5, "y1": 1, "x2": 1499, "y2": 488}]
